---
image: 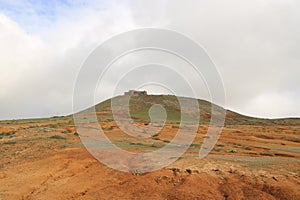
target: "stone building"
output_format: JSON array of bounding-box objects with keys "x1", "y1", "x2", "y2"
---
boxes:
[{"x1": 124, "y1": 90, "x2": 147, "y2": 96}]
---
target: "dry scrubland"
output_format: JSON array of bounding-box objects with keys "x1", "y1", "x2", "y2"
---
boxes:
[{"x1": 0, "y1": 95, "x2": 299, "y2": 199}]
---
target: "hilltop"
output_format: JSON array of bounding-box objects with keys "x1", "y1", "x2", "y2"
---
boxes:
[{"x1": 93, "y1": 94, "x2": 300, "y2": 126}]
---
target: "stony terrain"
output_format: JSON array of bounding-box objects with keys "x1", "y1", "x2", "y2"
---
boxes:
[{"x1": 0, "y1": 95, "x2": 299, "y2": 199}]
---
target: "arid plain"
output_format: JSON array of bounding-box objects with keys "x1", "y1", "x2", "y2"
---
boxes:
[{"x1": 0, "y1": 95, "x2": 299, "y2": 199}]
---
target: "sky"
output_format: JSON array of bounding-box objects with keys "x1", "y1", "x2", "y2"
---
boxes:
[{"x1": 0, "y1": 0, "x2": 299, "y2": 120}]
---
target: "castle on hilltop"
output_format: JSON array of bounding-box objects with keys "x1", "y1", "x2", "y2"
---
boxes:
[{"x1": 124, "y1": 90, "x2": 147, "y2": 96}]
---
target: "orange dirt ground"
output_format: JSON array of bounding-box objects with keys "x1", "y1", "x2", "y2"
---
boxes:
[{"x1": 0, "y1": 117, "x2": 299, "y2": 199}]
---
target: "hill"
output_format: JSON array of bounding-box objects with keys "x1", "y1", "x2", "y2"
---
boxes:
[
  {"x1": 0, "y1": 93, "x2": 299, "y2": 199},
  {"x1": 93, "y1": 94, "x2": 300, "y2": 126}
]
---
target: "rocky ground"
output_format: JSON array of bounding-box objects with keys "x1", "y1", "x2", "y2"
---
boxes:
[{"x1": 0, "y1": 115, "x2": 299, "y2": 199}]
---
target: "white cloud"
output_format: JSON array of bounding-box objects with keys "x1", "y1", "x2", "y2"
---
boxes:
[
  {"x1": 0, "y1": 0, "x2": 299, "y2": 119},
  {"x1": 0, "y1": 14, "x2": 44, "y2": 97},
  {"x1": 129, "y1": 0, "x2": 300, "y2": 118},
  {"x1": 243, "y1": 92, "x2": 300, "y2": 118},
  {"x1": 0, "y1": 2, "x2": 137, "y2": 119}
]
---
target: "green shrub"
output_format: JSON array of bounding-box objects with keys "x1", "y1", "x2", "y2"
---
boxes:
[
  {"x1": 227, "y1": 149, "x2": 237, "y2": 153},
  {"x1": 4, "y1": 141, "x2": 17, "y2": 144},
  {"x1": 190, "y1": 143, "x2": 200, "y2": 147},
  {"x1": 260, "y1": 152, "x2": 274, "y2": 157},
  {"x1": 0, "y1": 131, "x2": 16, "y2": 137},
  {"x1": 49, "y1": 124, "x2": 58, "y2": 128},
  {"x1": 49, "y1": 135, "x2": 66, "y2": 140},
  {"x1": 152, "y1": 137, "x2": 160, "y2": 140}
]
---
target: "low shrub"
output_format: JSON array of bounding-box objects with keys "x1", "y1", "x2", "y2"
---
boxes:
[
  {"x1": 49, "y1": 135, "x2": 66, "y2": 140},
  {"x1": 4, "y1": 141, "x2": 17, "y2": 144}
]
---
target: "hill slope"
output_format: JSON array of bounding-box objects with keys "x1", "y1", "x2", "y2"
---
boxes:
[{"x1": 92, "y1": 94, "x2": 300, "y2": 125}]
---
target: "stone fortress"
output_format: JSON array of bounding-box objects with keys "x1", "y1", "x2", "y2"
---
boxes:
[{"x1": 124, "y1": 90, "x2": 147, "y2": 96}]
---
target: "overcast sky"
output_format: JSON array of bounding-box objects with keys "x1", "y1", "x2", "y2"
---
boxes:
[{"x1": 0, "y1": 0, "x2": 299, "y2": 120}]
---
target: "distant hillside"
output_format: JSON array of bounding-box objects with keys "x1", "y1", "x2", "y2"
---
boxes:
[{"x1": 92, "y1": 94, "x2": 300, "y2": 126}]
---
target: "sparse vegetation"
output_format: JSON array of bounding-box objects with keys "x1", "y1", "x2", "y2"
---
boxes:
[
  {"x1": 260, "y1": 152, "x2": 274, "y2": 157},
  {"x1": 0, "y1": 94, "x2": 299, "y2": 199},
  {"x1": 49, "y1": 124, "x2": 58, "y2": 128},
  {"x1": 227, "y1": 149, "x2": 237, "y2": 153},
  {"x1": 0, "y1": 131, "x2": 16, "y2": 136},
  {"x1": 0, "y1": 131, "x2": 16, "y2": 139},
  {"x1": 152, "y1": 133, "x2": 159, "y2": 137},
  {"x1": 3, "y1": 141, "x2": 17, "y2": 145},
  {"x1": 152, "y1": 137, "x2": 160, "y2": 140},
  {"x1": 49, "y1": 135, "x2": 66, "y2": 140},
  {"x1": 190, "y1": 143, "x2": 200, "y2": 147}
]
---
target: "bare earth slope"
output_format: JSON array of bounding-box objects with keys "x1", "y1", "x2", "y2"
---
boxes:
[{"x1": 0, "y1": 95, "x2": 299, "y2": 199}]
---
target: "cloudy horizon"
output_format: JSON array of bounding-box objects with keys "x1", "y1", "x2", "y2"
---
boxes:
[{"x1": 0, "y1": 0, "x2": 299, "y2": 120}]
